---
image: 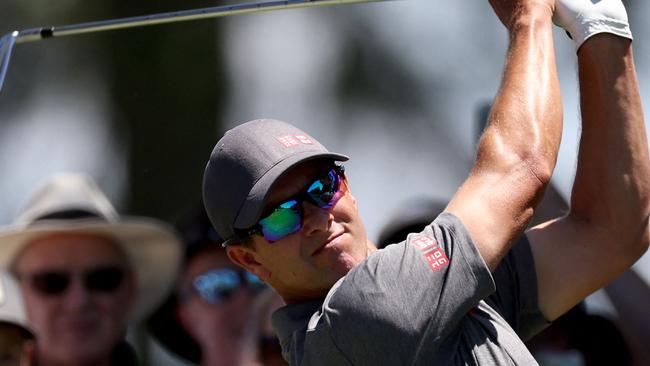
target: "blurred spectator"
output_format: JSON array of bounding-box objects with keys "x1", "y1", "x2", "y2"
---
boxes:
[
  {"x1": 603, "y1": 269, "x2": 650, "y2": 365},
  {"x1": 376, "y1": 197, "x2": 447, "y2": 249},
  {"x1": 0, "y1": 173, "x2": 181, "y2": 366},
  {"x1": 0, "y1": 269, "x2": 35, "y2": 366},
  {"x1": 526, "y1": 268, "x2": 650, "y2": 366},
  {"x1": 526, "y1": 303, "x2": 632, "y2": 366},
  {"x1": 148, "y1": 204, "x2": 285, "y2": 366},
  {"x1": 252, "y1": 289, "x2": 287, "y2": 366}
]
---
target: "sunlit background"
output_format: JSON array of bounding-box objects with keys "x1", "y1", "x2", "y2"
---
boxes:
[{"x1": 1, "y1": 1, "x2": 649, "y2": 364}]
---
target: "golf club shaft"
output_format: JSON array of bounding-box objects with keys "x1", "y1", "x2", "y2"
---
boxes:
[
  {"x1": 0, "y1": 0, "x2": 397, "y2": 92},
  {"x1": 14, "y1": 0, "x2": 392, "y2": 44}
]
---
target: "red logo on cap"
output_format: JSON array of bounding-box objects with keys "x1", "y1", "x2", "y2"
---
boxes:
[
  {"x1": 410, "y1": 234, "x2": 449, "y2": 272},
  {"x1": 295, "y1": 135, "x2": 313, "y2": 144},
  {"x1": 277, "y1": 135, "x2": 314, "y2": 148}
]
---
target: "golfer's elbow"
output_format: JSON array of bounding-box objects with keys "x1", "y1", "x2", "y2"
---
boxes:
[
  {"x1": 634, "y1": 212, "x2": 650, "y2": 260},
  {"x1": 608, "y1": 205, "x2": 649, "y2": 266},
  {"x1": 523, "y1": 155, "x2": 553, "y2": 191},
  {"x1": 620, "y1": 192, "x2": 650, "y2": 263},
  {"x1": 478, "y1": 129, "x2": 555, "y2": 192},
  {"x1": 511, "y1": 146, "x2": 555, "y2": 198},
  {"x1": 618, "y1": 216, "x2": 650, "y2": 269}
]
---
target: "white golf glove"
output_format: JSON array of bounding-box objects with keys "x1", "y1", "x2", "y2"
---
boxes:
[{"x1": 553, "y1": 0, "x2": 632, "y2": 51}]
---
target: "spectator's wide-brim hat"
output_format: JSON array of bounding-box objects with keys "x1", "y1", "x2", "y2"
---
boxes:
[
  {"x1": 0, "y1": 269, "x2": 34, "y2": 338},
  {"x1": 0, "y1": 173, "x2": 182, "y2": 321}
]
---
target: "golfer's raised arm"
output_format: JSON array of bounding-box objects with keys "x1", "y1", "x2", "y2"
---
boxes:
[
  {"x1": 527, "y1": 22, "x2": 650, "y2": 320},
  {"x1": 445, "y1": 0, "x2": 562, "y2": 272}
]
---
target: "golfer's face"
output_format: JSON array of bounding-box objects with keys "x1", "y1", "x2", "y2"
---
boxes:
[
  {"x1": 12, "y1": 233, "x2": 135, "y2": 365},
  {"x1": 248, "y1": 160, "x2": 372, "y2": 302}
]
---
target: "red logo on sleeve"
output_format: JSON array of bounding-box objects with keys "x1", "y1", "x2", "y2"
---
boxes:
[
  {"x1": 424, "y1": 248, "x2": 449, "y2": 272},
  {"x1": 411, "y1": 235, "x2": 437, "y2": 251},
  {"x1": 410, "y1": 234, "x2": 449, "y2": 272}
]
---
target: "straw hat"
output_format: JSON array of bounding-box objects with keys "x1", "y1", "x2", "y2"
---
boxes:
[
  {"x1": 0, "y1": 173, "x2": 182, "y2": 321},
  {"x1": 0, "y1": 269, "x2": 33, "y2": 338}
]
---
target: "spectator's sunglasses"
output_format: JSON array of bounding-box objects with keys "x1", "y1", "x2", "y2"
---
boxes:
[
  {"x1": 21, "y1": 266, "x2": 126, "y2": 295},
  {"x1": 179, "y1": 268, "x2": 266, "y2": 304},
  {"x1": 238, "y1": 165, "x2": 346, "y2": 243}
]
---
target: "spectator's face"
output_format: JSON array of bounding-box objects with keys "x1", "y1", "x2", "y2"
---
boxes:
[
  {"x1": 12, "y1": 233, "x2": 135, "y2": 365},
  {"x1": 177, "y1": 247, "x2": 261, "y2": 363},
  {"x1": 230, "y1": 160, "x2": 372, "y2": 302},
  {"x1": 256, "y1": 292, "x2": 286, "y2": 366}
]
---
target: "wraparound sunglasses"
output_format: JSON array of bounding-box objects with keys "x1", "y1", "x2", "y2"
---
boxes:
[
  {"x1": 20, "y1": 266, "x2": 126, "y2": 295},
  {"x1": 238, "y1": 165, "x2": 346, "y2": 242},
  {"x1": 179, "y1": 268, "x2": 266, "y2": 304}
]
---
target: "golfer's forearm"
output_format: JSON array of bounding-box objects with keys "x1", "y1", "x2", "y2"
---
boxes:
[
  {"x1": 477, "y1": 8, "x2": 562, "y2": 194},
  {"x1": 452, "y1": 8, "x2": 562, "y2": 272},
  {"x1": 570, "y1": 35, "x2": 650, "y2": 250}
]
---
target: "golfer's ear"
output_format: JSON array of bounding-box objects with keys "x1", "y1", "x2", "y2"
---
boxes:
[{"x1": 226, "y1": 245, "x2": 271, "y2": 280}]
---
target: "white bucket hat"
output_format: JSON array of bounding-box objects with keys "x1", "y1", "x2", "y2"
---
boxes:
[
  {"x1": 0, "y1": 269, "x2": 33, "y2": 337},
  {"x1": 0, "y1": 173, "x2": 182, "y2": 321}
]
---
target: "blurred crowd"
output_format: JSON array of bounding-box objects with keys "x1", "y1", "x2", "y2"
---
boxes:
[{"x1": 0, "y1": 173, "x2": 286, "y2": 366}]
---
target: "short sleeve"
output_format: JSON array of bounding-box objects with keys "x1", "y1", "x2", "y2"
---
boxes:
[
  {"x1": 312, "y1": 213, "x2": 496, "y2": 364},
  {"x1": 486, "y1": 235, "x2": 550, "y2": 340}
]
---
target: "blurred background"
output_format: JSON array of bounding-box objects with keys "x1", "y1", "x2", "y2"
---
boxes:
[{"x1": 1, "y1": 0, "x2": 649, "y2": 364}]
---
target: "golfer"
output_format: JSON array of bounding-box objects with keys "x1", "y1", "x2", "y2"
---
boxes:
[{"x1": 201, "y1": 0, "x2": 649, "y2": 364}]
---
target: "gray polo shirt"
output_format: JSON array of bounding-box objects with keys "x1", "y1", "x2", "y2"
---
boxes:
[{"x1": 272, "y1": 213, "x2": 549, "y2": 365}]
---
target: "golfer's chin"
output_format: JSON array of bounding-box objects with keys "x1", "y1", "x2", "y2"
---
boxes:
[{"x1": 322, "y1": 251, "x2": 364, "y2": 284}]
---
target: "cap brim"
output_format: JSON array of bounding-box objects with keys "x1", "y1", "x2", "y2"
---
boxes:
[
  {"x1": 233, "y1": 151, "x2": 348, "y2": 230},
  {"x1": 0, "y1": 218, "x2": 181, "y2": 321}
]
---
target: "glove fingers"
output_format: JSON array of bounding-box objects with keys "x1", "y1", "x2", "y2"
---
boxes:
[{"x1": 552, "y1": 0, "x2": 632, "y2": 51}]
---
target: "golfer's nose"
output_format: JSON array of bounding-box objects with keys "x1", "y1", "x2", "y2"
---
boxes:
[{"x1": 301, "y1": 201, "x2": 331, "y2": 237}]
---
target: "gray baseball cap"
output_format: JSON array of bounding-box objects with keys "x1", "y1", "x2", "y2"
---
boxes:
[{"x1": 202, "y1": 119, "x2": 348, "y2": 243}]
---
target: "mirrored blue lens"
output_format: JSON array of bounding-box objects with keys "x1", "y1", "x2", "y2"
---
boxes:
[
  {"x1": 244, "y1": 271, "x2": 266, "y2": 290},
  {"x1": 192, "y1": 269, "x2": 266, "y2": 304},
  {"x1": 193, "y1": 269, "x2": 240, "y2": 304},
  {"x1": 259, "y1": 200, "x2": 302, "y2": 242},
  {"x1": 256, "y1": 166, "x2": 343, "y2": 242},
  {"x1": 306, "y1": 168, "x2": 339, "y2": 207}
]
